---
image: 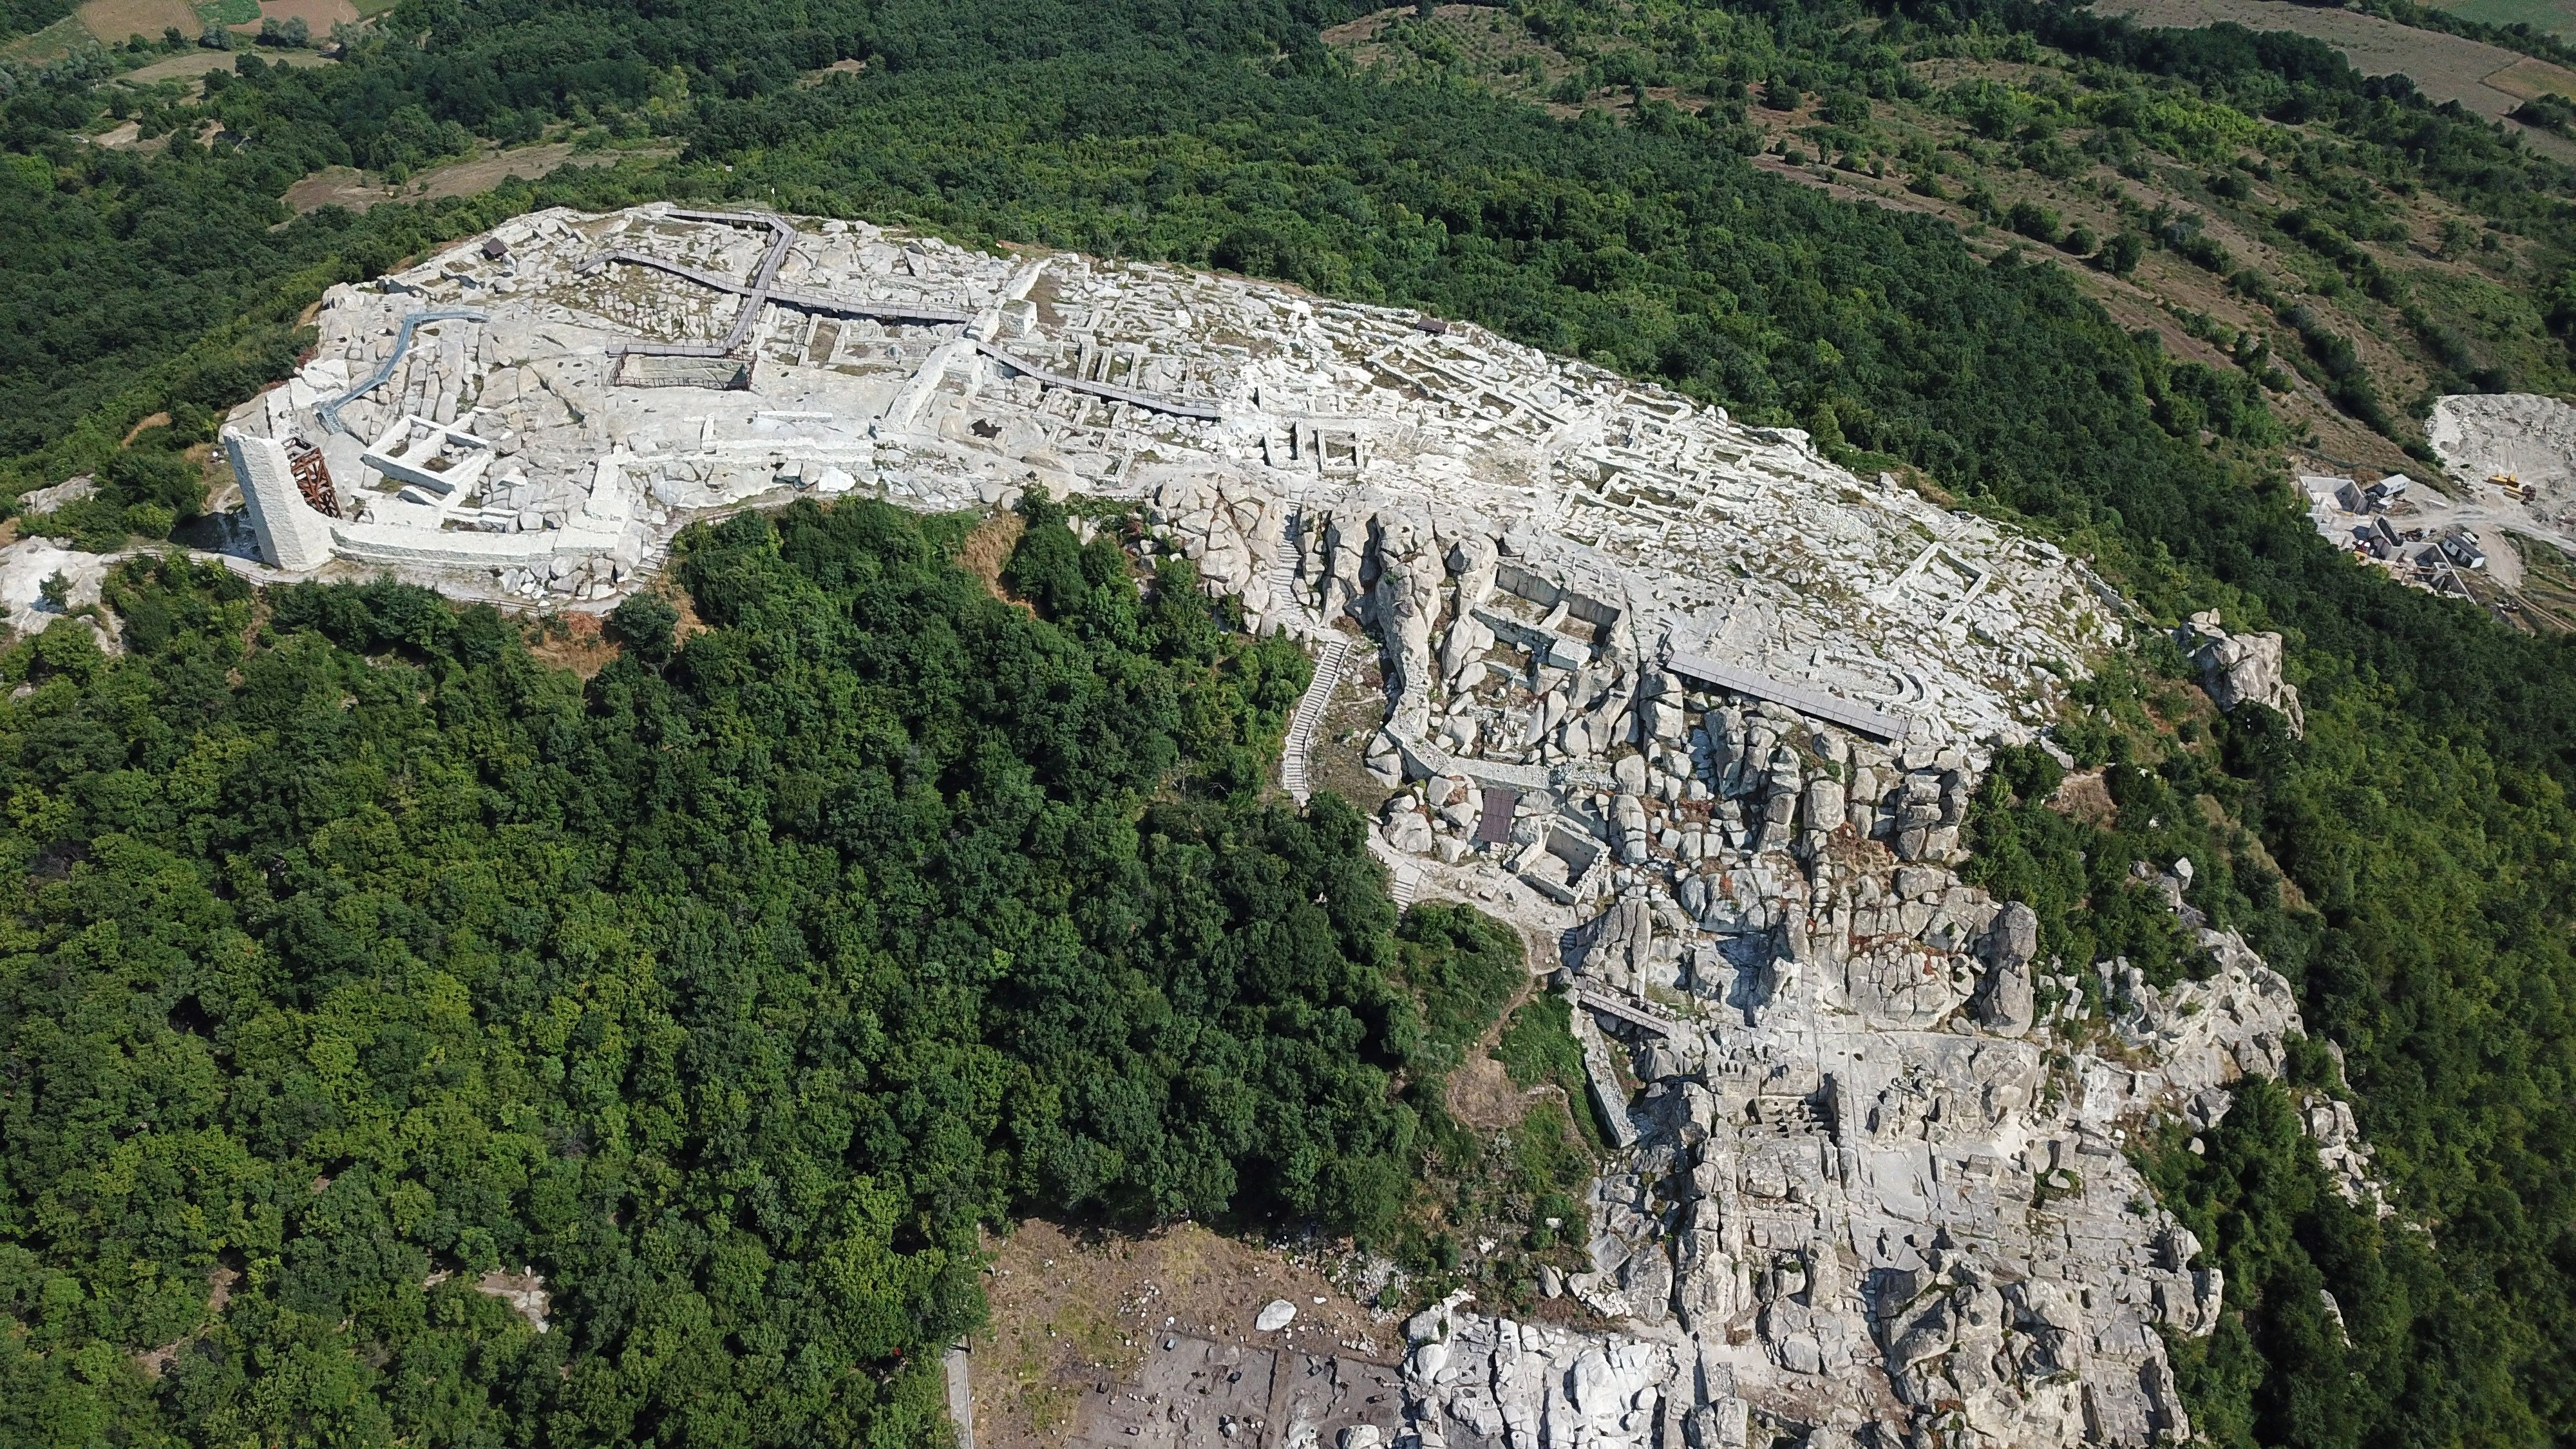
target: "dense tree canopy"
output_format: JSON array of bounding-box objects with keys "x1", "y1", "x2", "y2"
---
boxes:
[{"x1": 0, "y1": 500, "x2": 1439, "y2": 1445}]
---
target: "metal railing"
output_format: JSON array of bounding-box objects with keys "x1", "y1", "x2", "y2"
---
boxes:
[{"x1": 316, "y1": 308, "x2": 489, "y2": 435}]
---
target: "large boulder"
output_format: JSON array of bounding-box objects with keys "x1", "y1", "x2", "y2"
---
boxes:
[
  {"x1": 1975, "y1": 901, "x2": 2040, "y2": 1035},
  {"x1": 1382, "y1": 799, "x2": 1435, "y2": 855},
  {"x1": 1440, "y1": 607, "x2": 1494, "y2": 686},
  {"x1": 2179, "y1": 611, "x2": 2304, "y2": 736},
  {"x1": 1446, "y1": 531, "x2": 1499, "y2": 616}
]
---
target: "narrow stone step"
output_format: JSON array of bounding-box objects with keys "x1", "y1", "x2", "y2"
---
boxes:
[
  {"x1": 1280, "y1": 636, "x2": 1352, "y2": 804},
  {"x1": 1265, "y1": 538, "x2": 1300, "y2": 607}
]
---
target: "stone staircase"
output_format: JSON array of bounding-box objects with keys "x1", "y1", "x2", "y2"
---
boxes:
[
  {"x1": 1389, "y1": 857, "x2": 1423, "y2": 907},
  {"x1": 1281, "y1": 635, "x2": 1354, "y2": 804},
  {"x1": 1265, "y1": 531, "x2": 1303, "y2": 616},
  {"x1": 1367, "y1": 832, "x2": 1426, "y2": 909}
]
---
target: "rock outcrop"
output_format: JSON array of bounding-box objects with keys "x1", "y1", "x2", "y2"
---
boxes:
[
  {"x1": 2179, "y1": 611, "x2": 2305, "y2": 737},
  {"x1": 1146, "y1": 470, "x2": 1287, "y2": 622}
]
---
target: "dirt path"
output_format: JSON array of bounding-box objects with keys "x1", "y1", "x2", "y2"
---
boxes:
[{"x1": 1441, "y1": 916, "x2": 1569, "y2": 1132}]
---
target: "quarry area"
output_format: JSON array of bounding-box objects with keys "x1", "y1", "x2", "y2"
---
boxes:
[
  {"x1": 2298, "y1": 392, "x2": 2576, "y2": 629},
  {"x1": 190, "y1": 205, "x2": 2382, "y2": 1449}
]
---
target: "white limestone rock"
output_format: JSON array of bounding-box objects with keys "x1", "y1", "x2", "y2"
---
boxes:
[
  {"x1": 2179, "y1": 611, "x2": 2306, "y2": 736},
  {"x1": 1382, "y1": 799, "x2": 1436, "y2": 856},
  {"x1": 1975, "y1": 901, "x2": 2040, "y2": 1035}
]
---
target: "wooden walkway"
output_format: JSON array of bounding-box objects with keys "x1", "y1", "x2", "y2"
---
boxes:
[
  {"x1": 316, "y1": 307, "x2": 489, "y2": 435},
  {"x1": 969, "y1": 339, "x2": 1225, "y2": 420}
]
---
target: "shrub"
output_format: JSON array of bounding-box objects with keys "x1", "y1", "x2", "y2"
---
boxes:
[{"x1": 2007, "y1": 199, "x2": 2061, "y2": 243}]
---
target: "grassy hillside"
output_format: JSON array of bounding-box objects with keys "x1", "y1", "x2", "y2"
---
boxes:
[{"x1": 1331, "y1": 0, "x2": 2576, "y2": 478}]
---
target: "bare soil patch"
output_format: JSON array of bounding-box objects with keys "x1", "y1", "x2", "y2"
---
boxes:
[
  {"x1": 1441, "y1": 930, "x2": 1559, "y2": 1133},
  {"x1": 668, "y1": 585, "x2": 708, "y2": 649},
  {"x1": 249, "y1": 0, "x2": 357, "y2": 32},
  {"x1": 2486, "y1": 53, "x2": 2576, "y2": 102},
  {"x1": 2048, "y1": 768, "x2": 2119, "y2": 829},
  {"x1": 527, "y1": 609, "x2": 621, "y2": 679},
  {"x1": 973, "y1": 1219, "x2": 1396, "y2": 1449},
  {"x1": 118, "y1": 47, "x2": 332, "y2": 86},
  {"x1": 799, "y1": 57, "x2": 866, "y2": 86},
  {"x1": 956, "y1": 508, "x2": 1027, "y2": 603},
  {"x1": 1305, "y1": 645, "x2": 1401, "y2": 812},
  {"x1": 1446, "y1": 1049, "x2": 1564, "y2": 1132}
]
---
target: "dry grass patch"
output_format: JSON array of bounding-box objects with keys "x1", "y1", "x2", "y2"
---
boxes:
[
  {"x1": 973, "y1": 1219, "x2": 1392, "y2": 1449},
  {"x1": 2049, "y1": 768, "x2": 2119, "y2": 829},
  {"x1": 75, "y1": 0, "x2": 197, "y2": 44},
  {"x1": 282, "y1": 142, "x2": 676, "y2": 214},
  {"x1": 527, "y1": 609, "x2": 620, "y2": 679},
  {"x1": 956, "y1": 507, "x2": 1025, "y2": 603},
  {"x1": 250, "y1": 0, "x2": 357, "y2": 32}
]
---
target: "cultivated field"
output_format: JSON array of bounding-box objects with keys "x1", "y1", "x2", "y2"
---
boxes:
[
  {"x1": 244, "y1": 0, "x2": 357, "y2": 34},
  {"x1": 281, "y1": 142, "x2": 680, "y2": 213},
  {"x1": 2434, "y1": 0, "x2": 2576, "y2": 39},
  {"x1": 73, "y1": 0, "x2": 198, "y2": 45},
  {"x1": 115, "y1": 46, "x2": 330, "y2": 84},
  {"x1": 1, "y1": 14, "x2": 93, "y2": 60},
  {"x1": 2105, "y1": 0, "x2": 2576, "y2": 158}
]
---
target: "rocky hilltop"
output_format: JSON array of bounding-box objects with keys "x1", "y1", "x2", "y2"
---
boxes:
[{"x1": 215, "y1": 206, "x2": 2368, "y2": 1448}]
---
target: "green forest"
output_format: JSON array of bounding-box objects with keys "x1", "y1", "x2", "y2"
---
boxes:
[
  {"x1": 1338, "y1": 0, "x2": 2576, "y2": 469},
  {"x1": 0, "y1": 1, "x2": 2571, "y2": 1446},
  {"x1": 0, "y1": 497, "x2": 1463, "y2": 1443}
]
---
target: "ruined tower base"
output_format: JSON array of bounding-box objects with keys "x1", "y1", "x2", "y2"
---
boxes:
[{"x1": 223, "y1": 429, "x2": 337, "y2": 572}]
